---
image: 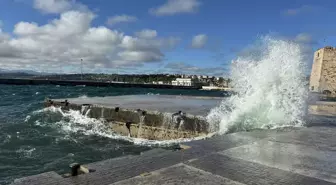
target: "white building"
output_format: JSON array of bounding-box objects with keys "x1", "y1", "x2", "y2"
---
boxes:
[
  {"x1": 171, "y1": 78, "x2": 194, "y2": 86},
  {"x1": 152, "y1": 81, "x2": 164, "y2": 84}
]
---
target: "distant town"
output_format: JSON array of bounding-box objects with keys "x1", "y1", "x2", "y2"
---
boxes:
[{"x1": 0, "y1": 72, "x2": 232, "y2": 90}]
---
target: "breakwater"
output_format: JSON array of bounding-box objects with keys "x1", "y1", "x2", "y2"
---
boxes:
[
  {"x1": 45, "y1": 95, "x2": 222, "y2": 140},
  {"x1": 0, "y1": 78, "x2": 201, "y2": 89},
  {"x1": 45, "y1": 94, "x2": 336, "y2": 141}
]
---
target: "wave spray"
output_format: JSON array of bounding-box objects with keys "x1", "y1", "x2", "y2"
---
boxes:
[{"x1": 207, "y1": 37, "x2": 309, "y2": 134}]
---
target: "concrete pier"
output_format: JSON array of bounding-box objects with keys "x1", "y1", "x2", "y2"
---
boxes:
[
  {"x1": 45, "y1": 95, "x2": 223, "y2": 140},
  {"x1": 11, "y1": 126, "x2": 336, "y2": 185},
  {"x1": 42, "y1": 95, "x2": 336, "y2": 140},
  {"x1": 9, "y1": 95, "x2": 336, "y2": 184}
]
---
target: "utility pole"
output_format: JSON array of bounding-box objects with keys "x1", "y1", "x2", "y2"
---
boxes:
[
  {"x1": 81, "y1": 59, "x2": 83, "y2": 80},
  {"x1": 116, "y1": 67, "x2": 119, "y2": 82},
  {"x1": 59, "y1": 64, "x2": 62, "y2": 80}
]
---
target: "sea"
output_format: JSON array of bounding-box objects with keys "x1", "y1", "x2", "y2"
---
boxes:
[
  {"x1": 0, "y1": 37, "x2": 310, "y2": 184},
  {"x1": 0, "y1": 85, "x2": 224, "y2": 184}
]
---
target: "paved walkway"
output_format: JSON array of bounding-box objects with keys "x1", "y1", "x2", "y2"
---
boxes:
[{"x1": 12, "y1": 126, "x2": 336, "y2": 185}]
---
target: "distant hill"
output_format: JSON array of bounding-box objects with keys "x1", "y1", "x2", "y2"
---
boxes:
[
  {"x1": 0, "y1": 69, "x2": 56, "y2": 77},
  {"x1": 0, "y1": 69, "x2": 42, "y2": 75},
  {"x1": 0, "y1": 69, "x2": 47, "y2": 78}
]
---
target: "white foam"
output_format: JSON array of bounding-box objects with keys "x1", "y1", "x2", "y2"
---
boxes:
[
  {"x1": 31, "y1": 106, "x2": 211, "y2": 146},
  {"x1": 16, "y1": 146, "x2": 36, "y2": 158},
  {"x1": 78, "y1": 95, "x2": 88, "y2": 99},
  {"x1": 207, "y1": 37, "x2": 308, "y2": 134}
]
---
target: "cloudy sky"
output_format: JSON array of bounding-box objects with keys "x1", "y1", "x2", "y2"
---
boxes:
[{"x1": 0, "y1": 0, "x2": 335, "y2": 76}]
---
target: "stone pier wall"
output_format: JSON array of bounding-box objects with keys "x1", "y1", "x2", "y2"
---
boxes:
[
  {"x1": 309, "y1": 102, "x2": 336, "y2": 116},
  {"x1": 45, "y1": 100, "x2": 210, "y2": 140}
]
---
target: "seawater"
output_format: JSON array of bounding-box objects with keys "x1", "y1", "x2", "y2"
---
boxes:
[
  {"x1": 207, "y1": 37, "x2": 309, "y2": 133},
  {"x1": 0, "y1": 85, "x2": 224, "y2": 184},
  {"x1": 0, "y1": 37, "x2": 311, "y2": 184}
]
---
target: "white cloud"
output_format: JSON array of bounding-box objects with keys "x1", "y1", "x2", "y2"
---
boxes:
[
  {"x1": 0, "y1": 10, "x2": 180, "y2": 72},
  {"x1": 118, "y1": 51, "x2": 163, "y2": 62},
  {"x1": 0, "y1": 29, "x2": 18, "y2": 58},
  {"x1": 120, "y1": 35, "x2": 179, "y2": 51},
  {"x1": 295, "y1": 33, "x2": 314, "y2": 44},
  {"x1": 135, "y1": 29, "x2": 157, "y2": 39},
  {"x1": 283, "y1": 5, "x2": 319, "y2": 16},
  {"x1": 150, "y1": 0, "x2": 201, "y2": 16},
  {"x1": 294, "y1": 33, "x2": 315, "y2": 63},
  {"x1": 33, "y1": 0, "x2": 88, "y2": 14},
  {"x1": 34, "y1": 0, "x2": 72, "y2": 14},
  {"x1": 119, "y1": 35, "x2": 179, "y2": 63},
  {"x1": 165, "y1": 62, "x2": 226, "y2": 75},
  {"x1": 106, "y1": 15, "x2": 137, "y2": 26},
  {"x1": 191, "y1": 34, "x2": 208, "y2": 48}
]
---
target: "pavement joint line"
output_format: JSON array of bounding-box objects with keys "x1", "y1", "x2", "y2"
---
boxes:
[
  {"x1": 114, "y1": 163, "x2": 246, "y2": 185},
  {"x1": 267, "y1": 137, "x2": 333, "y2": 152},
  {"x1": 180, "y1": 163, "x2": 246, "y2": 185}
]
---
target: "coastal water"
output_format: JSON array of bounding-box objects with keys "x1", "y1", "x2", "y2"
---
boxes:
[
  {"x1": 0, "y1": 37, "x2": 311, "y2": 184},
  {"x1": 207, "y1": 37, "x2": 308, "y2": 133},
  {"x1": 0, "y1": 85, "x2": 224, "y2": 184}
]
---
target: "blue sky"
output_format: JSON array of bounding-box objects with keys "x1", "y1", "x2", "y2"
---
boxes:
[{"x1": 0, "y1": 0, "x2": 335, "y2": 76}]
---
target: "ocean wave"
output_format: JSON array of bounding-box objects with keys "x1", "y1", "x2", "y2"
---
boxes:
[
  {"x1": 16, "y1": 146, "x2": 36, "y2": 158},
  {"x1": 207, "y1": 37, "x2": 308, "y2": 134}
]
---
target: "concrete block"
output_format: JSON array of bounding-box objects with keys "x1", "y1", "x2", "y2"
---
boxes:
[{"x1": 46, "y1": 95, "x2": 218, "y2": 140}]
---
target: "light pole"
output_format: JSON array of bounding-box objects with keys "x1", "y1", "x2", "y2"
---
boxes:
[
  {"x1": 116, "y1": 67, "x2": 119, "y2": 82},
  {"x1": 59, "y1": 63, "x2": 62, "y2": 80},
  {"x1": 81, "y1": 59, "x2": 83, "y2": 80}
]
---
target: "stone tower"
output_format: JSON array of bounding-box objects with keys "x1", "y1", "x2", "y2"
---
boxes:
[{"x1": 310, "y1": 46, "x2": 336, "y2": 94}]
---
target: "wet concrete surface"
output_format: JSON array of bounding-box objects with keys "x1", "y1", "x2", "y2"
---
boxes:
[
  {"x1": 12, "y1": 126, "x2": 336, "y2": 185},
  {"x1": 111, "y1": 163, "x2": 243, "y2": 185},
  {"x1": 55, "y1": 95, "x2": 223, "y2": 116},
  {"x1": 221, "y1": 140, "x2": 335, "y2": 182}
]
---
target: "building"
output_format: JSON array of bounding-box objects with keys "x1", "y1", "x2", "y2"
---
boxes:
[
  {"x1": 310, "y1": 46, "x2": 336, "y2": 94},
  {"x1": 171, "y1": 78, "x2": 194, "y2": 86},
  {"x1": 152, "y1": 81, "x2": 164, "y2": 85}
]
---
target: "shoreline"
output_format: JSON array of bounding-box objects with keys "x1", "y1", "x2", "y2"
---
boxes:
[{"x1": 0, "y1": 78, "x2": 202, "y2": 90}]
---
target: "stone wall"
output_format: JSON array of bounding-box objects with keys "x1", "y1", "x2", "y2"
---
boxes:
[
  {"x1": 310, "y1": 46, "x2": 336, "y2": 94},
  {"x1": 310, "y1": 48, "x2": 324, "y2": 92},
  {"x1": 320, "y1": 47, "x2": 336, "y2": 94},
  {"x1": 45, "y1": 100, "x2": 210, "y2": 140},
  {"x1": 308, "y1": 101, "x2": 336, "y2": 116}
]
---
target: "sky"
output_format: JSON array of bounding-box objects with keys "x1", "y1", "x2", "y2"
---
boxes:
[{"x1": 0, "y1": 0, "x2": 335, "y2": 76}]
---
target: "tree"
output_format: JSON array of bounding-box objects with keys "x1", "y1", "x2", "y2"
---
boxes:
[{"x1": 218, "y1": 77, "x2": 224, "y2": 84}]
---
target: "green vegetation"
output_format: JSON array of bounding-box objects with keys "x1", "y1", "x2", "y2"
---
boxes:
[{"x1": 33, "y1": 73, "x2": 231, "y2": 87}]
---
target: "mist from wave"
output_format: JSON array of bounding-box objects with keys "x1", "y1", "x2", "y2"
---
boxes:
[{"x1": 207, "y1": 37, "x2": 309, "y2": 134}]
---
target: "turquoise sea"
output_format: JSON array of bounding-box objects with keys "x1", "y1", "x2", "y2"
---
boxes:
[{"x1": 0, "y1": 85, "x2": 224, "y2": 184}]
